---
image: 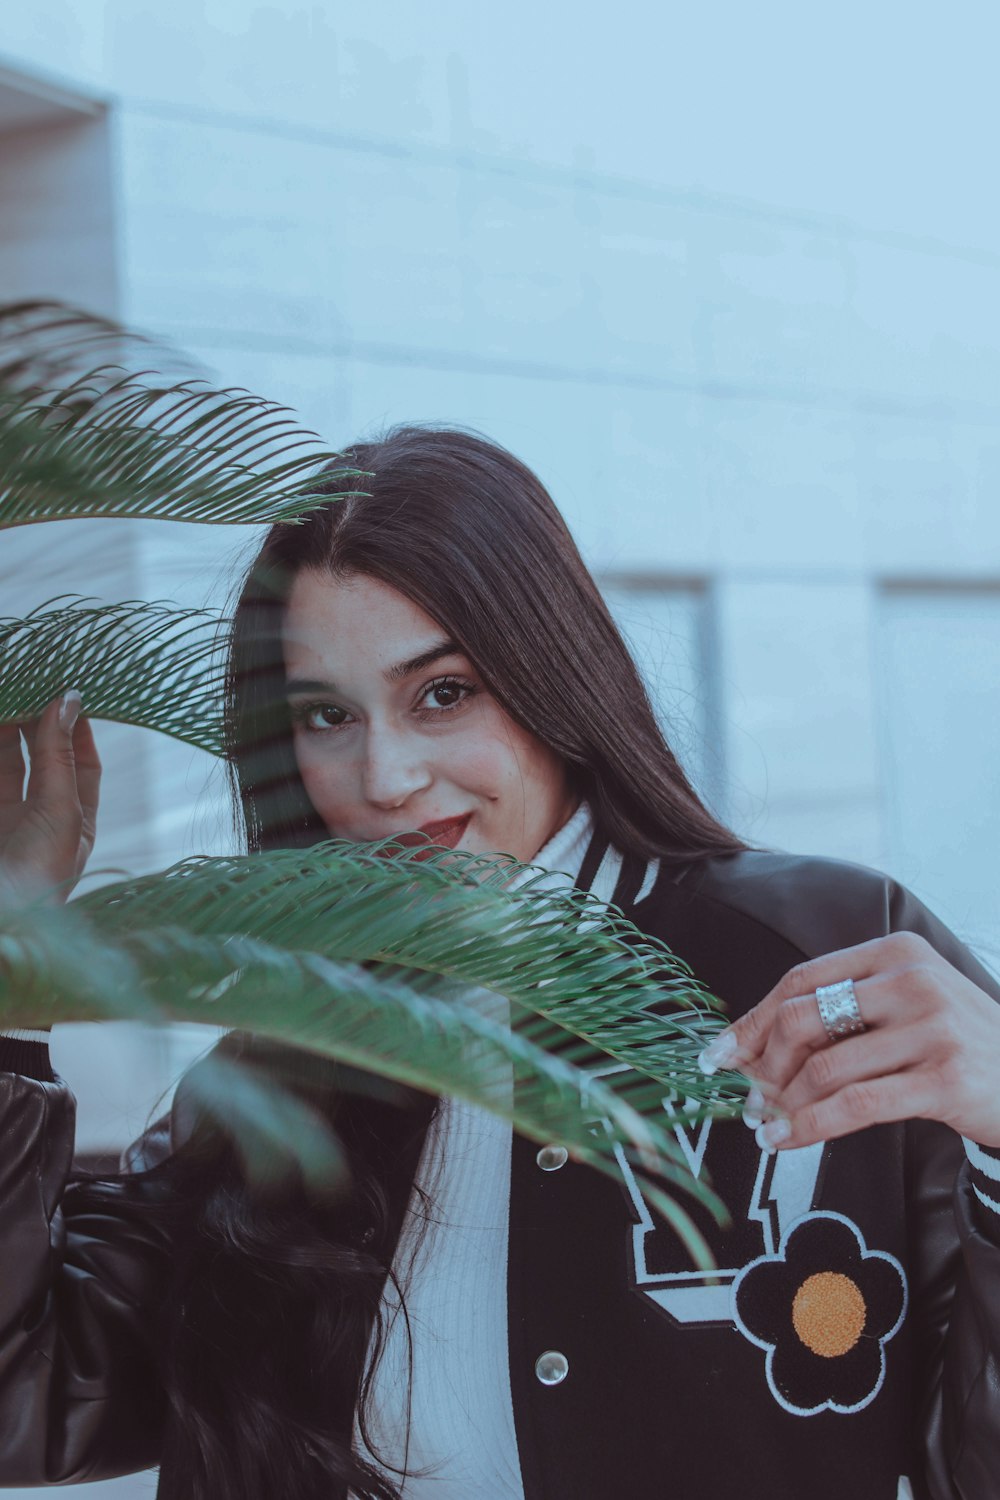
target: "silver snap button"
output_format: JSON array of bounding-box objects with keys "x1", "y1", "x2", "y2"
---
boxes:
[
  {"x1": 536, "y1": 1144, "x2": 568, "y2": 1172},
  {"x1": 534, "y1": 1349, "x2": 569, "y2": 1386}
]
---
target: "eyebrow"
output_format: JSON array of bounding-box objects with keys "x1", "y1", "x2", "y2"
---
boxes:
[{"x1": 285, "y1": 639, "x2": 466, "y2": 696}]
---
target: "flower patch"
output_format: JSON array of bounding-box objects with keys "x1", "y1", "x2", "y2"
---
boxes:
[{"x1": 731, "y1": 1211, "x2": 907, "y2": 1416}]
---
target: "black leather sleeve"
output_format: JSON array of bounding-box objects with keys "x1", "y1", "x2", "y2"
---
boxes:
[
  {"x1": 0, "y1": 1052, "x2": 170, "y2": 1485},
  {"x1": 884, "y1": 883, "x2": 1000, "y2": 1500}
]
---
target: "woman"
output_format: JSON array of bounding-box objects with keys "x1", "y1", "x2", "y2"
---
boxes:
[{"x1": 0, "y1": 424, "x2": 998, "y2": 1500}]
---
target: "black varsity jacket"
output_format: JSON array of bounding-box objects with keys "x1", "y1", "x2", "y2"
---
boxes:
[{"x1": 0, "y1": 835, "x2": 999, "y2": 1499}]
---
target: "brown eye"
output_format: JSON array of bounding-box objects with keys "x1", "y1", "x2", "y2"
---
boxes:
[
  {"x1": 422, "y1": 678, "x2": 473, "y2": 711},
  {"x1": 291, "y1": 703, "x2": 349, "y2": 731}
]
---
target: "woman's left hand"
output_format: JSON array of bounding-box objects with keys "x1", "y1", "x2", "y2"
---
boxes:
[{"x1": 697, "y1": 932, "x2": 1000, "y2": 1152}]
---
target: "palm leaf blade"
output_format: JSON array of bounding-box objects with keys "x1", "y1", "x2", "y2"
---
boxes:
[
  {"x1": 0, "y1": 376, "x2": 366, "y2": 530},
  {"x1": 0, "y1": 302, "x2": 154, "y2": 390},
  {"x1": 74, "y1": 841, "x2": 737, "y2": 1114},
  {"x1": 0, "y1": 904, "x2": 727, "y2": 1264},
  {"x1": 0, "y1": 598, "x2": 227, "y2": 752}
]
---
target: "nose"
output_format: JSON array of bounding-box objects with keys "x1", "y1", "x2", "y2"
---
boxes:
[{"x1": 361, "y1": 726, "x2": 432, "y2": 811}]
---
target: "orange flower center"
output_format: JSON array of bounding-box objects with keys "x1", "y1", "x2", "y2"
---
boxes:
[{"x1": 791, "y1": 1270, "x2": 866, "y2": 1358}]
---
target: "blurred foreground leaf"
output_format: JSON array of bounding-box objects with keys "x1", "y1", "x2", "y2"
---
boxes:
[{"x1": 0, "y1": 845, "x2": 744, "y2": 1264}]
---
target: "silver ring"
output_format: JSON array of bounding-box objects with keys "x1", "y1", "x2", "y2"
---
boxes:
[{"x1": 815, "y1": 978, "x2": 867, "y2": 1042}]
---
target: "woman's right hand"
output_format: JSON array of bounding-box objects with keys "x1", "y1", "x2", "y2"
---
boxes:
[{"x1": 0, "y1": 692, "x2": 101, "y2": 904}]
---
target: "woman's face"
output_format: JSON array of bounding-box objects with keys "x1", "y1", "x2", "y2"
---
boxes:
[{"x1": 282, "y1": 569, "x2": 578, "y2": 862}]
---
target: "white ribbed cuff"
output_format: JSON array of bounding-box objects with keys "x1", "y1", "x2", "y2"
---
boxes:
[
  {"x1": 962, "y1": 1136, "x2": 1000, "y2": 1222},
  {"x1": 0, "y1": 1028, "x2": 51, "y2": 1045}
]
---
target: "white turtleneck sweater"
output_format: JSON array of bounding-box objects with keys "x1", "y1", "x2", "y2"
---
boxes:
[{"x1": 353, "y1": 801, "x2": 596, "y2": 1498}]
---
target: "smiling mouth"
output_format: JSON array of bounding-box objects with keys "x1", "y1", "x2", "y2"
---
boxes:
[{"x1": 389, "y1": 815, "x2": 471, "y2": 856}]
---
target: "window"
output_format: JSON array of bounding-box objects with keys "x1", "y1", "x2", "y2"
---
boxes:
[
  {"x1": 600, "y1": 579, "x2": 724, "y2": 814},
  {"x1": 876, "y1": 584, "x2": 1000, "y2": 964}
]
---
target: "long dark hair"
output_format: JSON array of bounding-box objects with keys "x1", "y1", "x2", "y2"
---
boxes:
[
  {"x1": 147, "y1": 424, "x2": 746, "y2": 1500},
  {"x1": 151, "y1": 1036, "x2": 435, "y2": 1500}
]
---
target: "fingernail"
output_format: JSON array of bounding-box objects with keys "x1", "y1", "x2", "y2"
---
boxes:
[
  {"x1": 756, "y1": 1118, "x2": 791, "y2": 1154},
  {"x1": 742, "y1": 1086, "x2": 766, "y2": 1129},
  {"x1": 59, "y1": 690, "x2": 82, "y2": 732},
  {"x1": 697, "y1": 1030, "x2": 739, "y2": 1076}
]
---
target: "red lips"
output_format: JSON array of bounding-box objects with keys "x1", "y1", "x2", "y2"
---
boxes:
[{"x1": 388, "y1": 815, "x2": 471, "y2": 858}]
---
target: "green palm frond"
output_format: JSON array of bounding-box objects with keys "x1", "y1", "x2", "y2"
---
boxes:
[
  {"x1": 0, "y1": 895, "x2": 732, "y2": 1263},
  {"x1": 0, "y1": 369, "x2": 368, "y2": 529},
  {"x1": 73, "y1": 840, "x2": 736, "y2": 1116},
  {"x1": 0, "y1": 598, "x2": 227, "y2": 751},
  {"x1": 0, "y1": 300, "x2": 364, "y2": 531},
  {"x1": 0, "y1": 301, "x2": 159, "y2": 391}
]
